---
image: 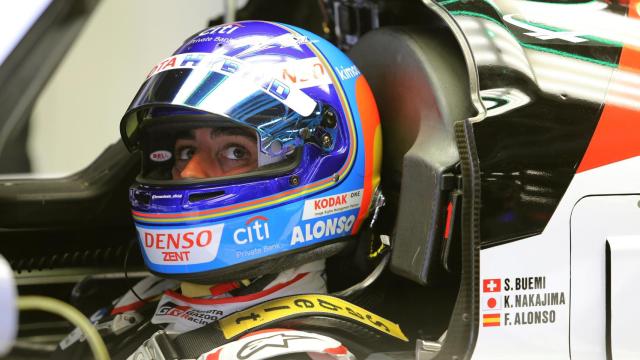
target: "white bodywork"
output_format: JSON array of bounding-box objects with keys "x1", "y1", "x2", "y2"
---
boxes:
[{"x1": 472, "y1": 156, "x2": 640, "y2": 358}]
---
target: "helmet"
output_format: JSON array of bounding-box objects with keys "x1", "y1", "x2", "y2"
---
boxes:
[{"x1": 120, "y1": 21, "x2": 382, "y2": 284}]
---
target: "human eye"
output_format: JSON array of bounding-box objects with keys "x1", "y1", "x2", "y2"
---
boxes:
[
  {"x1": 213, "y1": 134, "x2": 258, "y2": 174},
  {"x1": 176, "y1": 146, "x2": 196, "y2": 161},
  {"x1": 220, "y1": 145, "x2": 249, "y2": 160}
]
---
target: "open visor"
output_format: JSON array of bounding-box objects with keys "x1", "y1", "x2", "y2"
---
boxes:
[
  {"x1": 121, "y1": 55, "x2": 325, "y2": 155},
  {"x1": 121, "y1": 63, "x2": 330, "y2": 180},
  {"x1": 138, "y1": 118, "x2": 300, "y2": 182}
]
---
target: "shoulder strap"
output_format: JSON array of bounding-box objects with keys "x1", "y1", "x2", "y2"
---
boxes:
[{"x1": 172, "y1": 294, "x2": 408, "y2": 359}]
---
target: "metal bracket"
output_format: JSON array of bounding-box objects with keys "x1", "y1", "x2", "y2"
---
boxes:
[
  {"x1": 416, "y1": 339, "x2": 442, "y2": 360},
  {"x1": 128, "y1": 330, "x2": 178, "y2": 360}
]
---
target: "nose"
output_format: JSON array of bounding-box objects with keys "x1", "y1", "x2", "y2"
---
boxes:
[{"x1": 178, "y1": 152, "x2": 223, "y2": 179}]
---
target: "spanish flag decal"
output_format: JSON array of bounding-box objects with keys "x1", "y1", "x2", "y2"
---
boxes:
[{"x1": 483, "y1": 313, "x2": 501, "y2": 327}]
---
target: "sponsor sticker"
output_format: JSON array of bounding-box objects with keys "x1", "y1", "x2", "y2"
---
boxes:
[
  {"x1": 335, "y1": 64, "x2": 361, "y2": 81},
  {"x1": 232, "y1": 215, "x2": 282, "y2": 259},
  {"x1": 233, "y1": 215, "x2": 271, "y2": 245},
  {"x1": 145, "y1": 53, "x2": 317, "y2": 117},
  {"x1": 198, "y1": 24, "x2": 241, "y2": 36},
  {"x1": 278, "y1": 57, "x2": 331, "y2": 89},
  {"x1": 136, "y1": 223, "x2": 224, "y2": 265},
  {"x1": 154, "y1": 300, "x2": 224, "y2": 328},
  {"x1": 302, "y1": 189, "x2": 363, "y2": 220},
  {"x1": 150, "y1": 150, "x2": 172, "y2": 162}
]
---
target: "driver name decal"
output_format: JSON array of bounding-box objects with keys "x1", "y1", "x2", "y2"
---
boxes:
[{"x1": 481, "y1": 275, "x2": 567, "y2": 328}]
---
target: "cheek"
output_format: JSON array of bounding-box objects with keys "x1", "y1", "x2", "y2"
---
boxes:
[
  {"x1": 223, "y1": 161, "x2": 258, "y2": 176},
  {"x1": 171, "y1": 167, "x2": 182, "y2": 180},
  {"x1": 220, "y1": 158, "x2": 258, "y2": 175}
]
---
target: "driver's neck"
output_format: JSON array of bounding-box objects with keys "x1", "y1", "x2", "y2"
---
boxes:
[{"x1": 180, "y1": 282, "x2": 212, "y2": 297}]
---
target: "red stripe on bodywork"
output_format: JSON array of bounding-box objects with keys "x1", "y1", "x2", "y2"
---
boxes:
[{"x1": 577, "y1": 0, "x2": 640, "y2": 173}]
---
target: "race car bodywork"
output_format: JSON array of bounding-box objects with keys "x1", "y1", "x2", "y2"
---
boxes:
[
  {"x1": 329, "y1": 0, "x2": 640, "y2": 357},
  {"x1": 418, "y1": 0, "x2": 640, "y2": 358}
]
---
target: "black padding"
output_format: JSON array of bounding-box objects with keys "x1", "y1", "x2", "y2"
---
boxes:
[
  {"x1": 174, "y1": 323, "x2": 228, "y2": 359},
  {"x1": 349, "y1": 27, "x2": 474, "y2": 285}
]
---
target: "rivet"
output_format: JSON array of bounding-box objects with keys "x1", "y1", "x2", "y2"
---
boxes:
[
  {"x1": 322, "y1": 133, "x2": 332, "y2": 148},
  {"x1": 299, "y1": 128, "x2": 311, "y2": 139},
  {"x1": 322, "y1": 109, "x2": 337, "y2": 128}
]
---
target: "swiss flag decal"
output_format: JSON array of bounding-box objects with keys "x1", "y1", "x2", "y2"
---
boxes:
[{"x1": 483, "y1": 279, "x2": 501, "y2": 293}]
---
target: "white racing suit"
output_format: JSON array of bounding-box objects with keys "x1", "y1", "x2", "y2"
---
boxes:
[{"x1": 54, "y1": 260, "x2": 356, "y2": 359}]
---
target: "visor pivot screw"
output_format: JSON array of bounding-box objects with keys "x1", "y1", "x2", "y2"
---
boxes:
[
  {"x1": 269, "y1": 140, "x2": 283, "y2": 154},
  {"x1": 299, "y1": 127, "x2": 312, "y2": 140},
  {"x1": 321, "y1": 133, "x2": 333, "y2": 148},
  {"x1": 333, "y1": 173, "x2": 340, "y2": 182},
  {"x1": 322, "y1": 109, "x2": 337, "y2": 128},
  {"x1": 289, "y1": 175, "x2": 300, "y2": 186}
]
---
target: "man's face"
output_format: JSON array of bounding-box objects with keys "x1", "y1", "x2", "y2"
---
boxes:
[{"x1": 172, "y1": 127, "x2": 258, "y2": 180}]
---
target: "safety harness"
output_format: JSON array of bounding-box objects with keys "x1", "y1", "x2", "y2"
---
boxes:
[{"x1": 128, "y1": 293, "x2": 408, "y2": 359}]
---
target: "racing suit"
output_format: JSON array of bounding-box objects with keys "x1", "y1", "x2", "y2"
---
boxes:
[
  {"x1": 52, "y1": 260, "x2": 358, "y2": 359},
  {"x1": 52, "y1": 254, "x2": 407, "y2": 360}
]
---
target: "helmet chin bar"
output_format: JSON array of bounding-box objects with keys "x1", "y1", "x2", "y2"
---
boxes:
[{"x1": 153, "y1": 240, "x2": 351, "y2": 285}]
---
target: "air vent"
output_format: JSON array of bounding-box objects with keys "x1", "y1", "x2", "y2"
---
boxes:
[
  {"x1": 134, "y1": 192, "x2": 151, "y2": 205},
  {"x1": 189, "y1": 191, "x2": 225, "y2": 202},
  {"x1": 9, "y1": 245, "x2": 129, "y2": 273}
]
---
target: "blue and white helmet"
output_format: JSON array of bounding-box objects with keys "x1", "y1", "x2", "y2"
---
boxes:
[{"x1": 120, "y1": 21, "x2": 382, "y2": 283}]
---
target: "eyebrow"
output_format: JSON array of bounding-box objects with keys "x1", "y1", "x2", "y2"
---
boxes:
[
  {"x1": 212, "y1": 127, "x2": 257, "y2": 139},
  {"x1": 175, "y1": 129, "x2": 195, "y2": 140},
  {"x1": 174, "y1": 127, "x2": 257, "y2": 141}
]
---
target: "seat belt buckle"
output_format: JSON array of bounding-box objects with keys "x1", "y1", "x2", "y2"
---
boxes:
[{"x1": 128, "y1": 330, "x2": 180, "y2": 360}]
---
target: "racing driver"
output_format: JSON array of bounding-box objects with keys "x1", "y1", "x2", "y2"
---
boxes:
[{"x1": 53, "y1": 21, "x2": 408, "y2": 359}]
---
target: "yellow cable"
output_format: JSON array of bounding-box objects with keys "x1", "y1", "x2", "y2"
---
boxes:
[{"x1": 17, "y1": 296, "x2": 110, "y2": 360}]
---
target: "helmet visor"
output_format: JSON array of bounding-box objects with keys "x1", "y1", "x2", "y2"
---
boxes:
[
  {"x1": 122, "y1": 54, "x2": 322, "y2": 157},
  {"x1": 139, "y1": 118, "x2": 295, "y2": 182}
]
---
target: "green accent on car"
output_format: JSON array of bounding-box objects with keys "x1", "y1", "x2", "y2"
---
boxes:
[{"x1": 450, "y1": 10, "x2": 618, "y2": 68}]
